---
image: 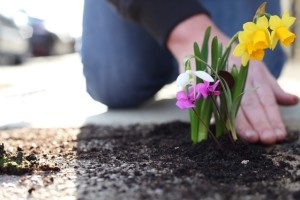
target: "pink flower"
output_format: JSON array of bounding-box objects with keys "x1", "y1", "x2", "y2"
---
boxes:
[
  {"x1": 176, "y1": 86, "x2": 200, "y2": 110},
  {"x1": 196, "y1": 81, "x2": 221, "y2": 98}
]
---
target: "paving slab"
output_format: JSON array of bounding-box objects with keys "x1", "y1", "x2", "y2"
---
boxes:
[
  {"x1": 0, "y1": 54, "x2": 299, "y2": 130},
  {"x1": 86, "y1": 59, "x2": 300, "y2": 130},
  {"x1": 84, "y1": 100, "x2": 300, "y2": 130}
]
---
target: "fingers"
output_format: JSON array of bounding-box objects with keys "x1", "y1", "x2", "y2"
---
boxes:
[
  {"x1": 255, "y1": 75, "x2": 287, "y2": 142},
  {"x1": 236, "y1": 63, "x2": 289, "y2": 145},
  {"x1": 235, "y1": 109, "x2": 259, "y2": 143},
  {"x1": 237, "y1": 83, "x2": 278, "y2": 144},
  {"x1": 236, "y1": 92, "x2": 285, "y2": 144},
  {"x1": 268, "y1": 75, "x2": 299, "y2": 105}
]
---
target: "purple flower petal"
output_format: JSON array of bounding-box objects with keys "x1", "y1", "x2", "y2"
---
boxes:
[{"x1": 175, "y1": 90, "x2": 196, "y2": 110}]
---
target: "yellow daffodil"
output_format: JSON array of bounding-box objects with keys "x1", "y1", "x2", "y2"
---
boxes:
[
  {"x1": 233, "y1": 32, "x2": 265, "y2": 66},
  {"x1": 233, "y1": 16, "x2": 270, "y2": 66},
  {"x1": 243, "y1": 16, "x2": 271, "y2": 49},
  {"x1": 269, "y1": 11, "x2": 296, "y2": 49}
]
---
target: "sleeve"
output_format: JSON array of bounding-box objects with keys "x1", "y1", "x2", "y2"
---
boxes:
[{"x1": 107, "y1": 0, "x2": 210, "y2": 47}]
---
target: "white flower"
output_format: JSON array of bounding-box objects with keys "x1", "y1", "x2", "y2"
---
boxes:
[{"x1": 176, "y1": 70, "x2": 214, "y2": 87}]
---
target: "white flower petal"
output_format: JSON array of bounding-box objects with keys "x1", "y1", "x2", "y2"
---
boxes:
[
  {"x1": 193, "y1": 71, "x2": 214, "y2": 82},
  {"x1": 176, "y1": 73, "x2": 189, "y2": 86}
]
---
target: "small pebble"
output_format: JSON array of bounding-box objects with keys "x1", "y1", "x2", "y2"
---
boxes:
[{"x1": 241, "y1": 160, "x2": 250, "y2": 165}]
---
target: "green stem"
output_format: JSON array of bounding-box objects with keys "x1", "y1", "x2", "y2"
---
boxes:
[
  {"x1": 192, "y1": 108, "x2": 223, "y2": 150},
  {"x1": 226, "y1": 32, "x2": 239, "y2": 50},
  {"x1": 209, "y1": 95, "x2": 227, "y2": 129}
]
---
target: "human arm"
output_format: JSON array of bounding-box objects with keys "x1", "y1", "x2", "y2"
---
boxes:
[{"x1": 106, "y1": 0, "x2": 209, "y2": 46}]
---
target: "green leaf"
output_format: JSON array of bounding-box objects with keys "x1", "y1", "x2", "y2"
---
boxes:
[
  {"x1": 189, "y1": 109, "x2": 200, "y2": 143},
  {"x1": 219, "y1": 45, "x2": 232, "y2": 71},
  {"x1": 200, "y1": 27, "x2": 211, "y2": 62},
  {"x1": 194, "y1": 27, "x2": 211, "y2": 70},
  {"x1": 230, "y1": 64, "x2": 239, "y2": 82},
  {"x1": 198, "y1": 98, "x2": 213, "y2": 141},
  {"x1": 215, "y1": 94, "x2": 228, "y2": 137},
  {"x1": 189, "y1": 26, "x2": 213, "y2": 143},
  {"x1": 211, "y1": 36, "x2": 220, "y2": 71},
  {"x1": 232, "y1": 64, "x2": 249, "y2": 116}
]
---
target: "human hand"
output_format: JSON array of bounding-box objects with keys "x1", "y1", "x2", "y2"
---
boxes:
[
  {"x1": 235, "y1": 60, "x2": 299, "y2": 145},
  {"x1": 167, "y1": 14, "x2": 299, "y2": 145}
]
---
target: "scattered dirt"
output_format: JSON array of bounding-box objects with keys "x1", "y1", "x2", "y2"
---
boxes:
[
  {"x1": 0, "y1": 121, "x2": 300, "y2": 200},
  {"x1": 0, "y1": 143, "x2": 60, "y2": 175}
]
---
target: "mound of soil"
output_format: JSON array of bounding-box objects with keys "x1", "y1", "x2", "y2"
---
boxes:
[{"x1": 0, "y1": 121, "x2": 300, "y2": 200}]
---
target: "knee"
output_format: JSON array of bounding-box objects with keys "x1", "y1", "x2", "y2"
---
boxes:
[
  {"x1": 86, "y1": 86, "x2": 150, "y2": 108},
  {"x1": 84, "y1": 76, "x2": 149, "y2": 108}
]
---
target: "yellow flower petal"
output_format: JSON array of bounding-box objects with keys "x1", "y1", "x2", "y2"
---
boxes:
[
  {"x1": 269, "y1": 11, "x2": 296, "y2": 48},
  {"x1": 269, "y1": 15, "x2": 282, "y2": 30},
  {"x1": 249, "y1": 48, "x2": 264, "y2": 60},
  {"x1": 241, "y1": 54, "x2": 250, "y2": 66},
  {"x1": 243, "y1": 22, "x2": 256, "y2": 32},
  {"x1": 253, "y1": 30, "x2": 270, "y2": 49},
  {"x1": 256, "y1": 16, "x2": 269, "y2": 29},
  {"x1": 270, "y1": 31, "x2": 279, "y2": 50},
  {"x1": 276, "y1": 27, "x2": 296, "y2": 46},
  {"x1": 233, "y1": 44, "x2": 245, "y2": 57},
  {"x1": 282, "y1": 11, "x2": 296, "y2": 28}
]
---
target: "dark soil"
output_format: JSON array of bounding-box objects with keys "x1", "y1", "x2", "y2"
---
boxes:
[{"x1": 1, "y1": 121, "x2": 300, "y2": 200}]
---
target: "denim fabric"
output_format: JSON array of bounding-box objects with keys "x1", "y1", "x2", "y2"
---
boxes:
[
  {"x1": 199, "y1": 0, "x2": 285, "y2": 77},
  {"x1": 81, "y1": 0, "x2": 285, "y2": 108}
]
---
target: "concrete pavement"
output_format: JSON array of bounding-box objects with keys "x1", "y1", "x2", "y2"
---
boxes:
[{"x1": 0, "y1": 53, "x2": 299, "y2": 130}]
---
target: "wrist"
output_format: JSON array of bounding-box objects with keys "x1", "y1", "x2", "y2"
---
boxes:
[{"x1": 167, "y1": 14, "x2": 230, "y2": 67}]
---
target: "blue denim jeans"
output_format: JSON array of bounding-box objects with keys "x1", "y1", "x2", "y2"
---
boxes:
[{"x1": 81, "y1": 0, "x2": 285, "y2": 108}]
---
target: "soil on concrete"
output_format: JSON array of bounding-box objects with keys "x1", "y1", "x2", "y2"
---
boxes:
[
  {"x1": 0, "y1": 121, "x2": 300, "y2": 200},
  {"x1": 0, "y1": 143, "x2": 60, "y2": 175}
]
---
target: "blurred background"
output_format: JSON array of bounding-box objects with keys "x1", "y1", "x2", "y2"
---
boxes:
[
  {"x1": 0, "y1": 0, "x2": 103, "y2": 128},
  {"x1": 0, "y1": 0, "x2": 299, "y2": 129},
  {"x1": 0, "y1": 0, "x2": 82, "y2": 65}
]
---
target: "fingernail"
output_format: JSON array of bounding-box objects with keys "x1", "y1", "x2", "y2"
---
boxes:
[
  {"x1": 275, "y1": 128, "x2": 286, "y2": 140},
  {"x1": 275, "y1": 128, "x2": 283, "y2": 136},
  {"x1": 245, "y1": 130, "x2": 256, "y2": 139}
]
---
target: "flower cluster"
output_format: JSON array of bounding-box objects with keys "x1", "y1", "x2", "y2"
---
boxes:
[
  {"x1": 233, "y1": 11, "x2": 296, "y2": 66},
  {"x1": 175, "y1": 3, "x2": 296, "y2": 146},
  {"x1": 175, "y1": 70, "x2": 219, "y2": 110}
]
